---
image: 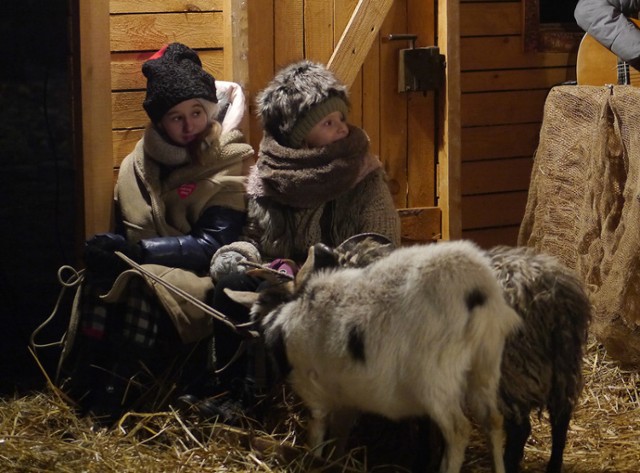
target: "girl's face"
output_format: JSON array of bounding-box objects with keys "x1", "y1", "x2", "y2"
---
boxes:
[
  {"x1": 304, "y1": 110, "x2": 349, "y2": 148},
  {"x1": 159, "y1": 99, "x2": 209, "y2": 146}
]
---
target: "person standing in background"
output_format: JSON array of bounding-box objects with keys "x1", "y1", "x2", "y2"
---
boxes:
[{"x1": 575, "y1": 0, "x2": 640, "y2": 69}]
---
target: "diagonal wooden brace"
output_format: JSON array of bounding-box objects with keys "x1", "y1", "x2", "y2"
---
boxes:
[{"x1": 327, "y1": 0, "x2": 394, "y2": 89}]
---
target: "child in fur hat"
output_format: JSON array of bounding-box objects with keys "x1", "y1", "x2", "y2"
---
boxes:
[
  {"x1": 193, "y1": 60, "x2": 400, "y2": 421},
  {"x1": 61, "y1": 42, "x2": 255, "y2": 424},
  {"x1": 212, "y1": 59, "x2": 400, "y2": 274}
]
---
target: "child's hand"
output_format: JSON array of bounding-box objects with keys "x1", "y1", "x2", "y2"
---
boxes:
[
  {"x1": 84, "y1": 233, "x2": 142, "y2": 277},
  {"x1": 209, "y1": 242, "x2": 261, "y2": 282},
  {"x1": 210, "y1": 250, "x2": 248, "y2": 281}
]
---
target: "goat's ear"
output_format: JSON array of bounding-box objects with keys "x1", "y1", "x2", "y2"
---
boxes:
[
  {"x1": 296, "y1": 243, "x2": 337, "y2": 289},
  {"x1": 224, "y1": 288, "x2": 260, "y2": 308},
  {"x1": 295, "y1": 246, "x2": 316, "y2": 289},
  {"x1": 313, "y1": 243, "x2": 340, "y2": 270}
]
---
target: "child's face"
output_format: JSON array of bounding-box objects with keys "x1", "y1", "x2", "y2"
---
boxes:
[
  {"x1": 304, "y1": 111, "x2": 349, "y2": 148},
  {"x1": 159, "y1": 99, "x2": 209, "y2": 146}
]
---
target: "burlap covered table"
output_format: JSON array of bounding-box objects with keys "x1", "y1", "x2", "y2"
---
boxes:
[{"x1": 519, "y1": 85, "x2": 640, "y2": 367}]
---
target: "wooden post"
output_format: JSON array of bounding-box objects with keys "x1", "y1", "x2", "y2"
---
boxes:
[
  {"x1": 327, "y1": 0, "x2": 394, "y2": 88},
  {"x1": 224, "y1": 0, "x2": 251, "y2": 139},
  {"x1": 437, "y1": 0, "x2": 461, "y2": 240},
  {"x1": 77, "y1": 0, "x2": 113, "y2": 237}
]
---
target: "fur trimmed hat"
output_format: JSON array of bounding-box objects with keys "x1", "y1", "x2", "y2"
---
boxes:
[
  {"x1": 256, "y1": 60, "x2": 349, "y2": 148},
  {"x1": 142, "y1": 42, "x2": 217, "y2": 123}
]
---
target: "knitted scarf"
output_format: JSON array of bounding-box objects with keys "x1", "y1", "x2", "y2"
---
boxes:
[{"x1": 247, "y1": 125, "x2": 381, "y2": 208}]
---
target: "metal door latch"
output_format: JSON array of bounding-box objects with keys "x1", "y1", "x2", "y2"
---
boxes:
[{"x1": 386, "y1": 34, "x2": 446, "y2": 93}]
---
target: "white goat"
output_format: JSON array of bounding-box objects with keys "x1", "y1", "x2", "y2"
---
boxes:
[{"x1": 229, "y1": 240, "x2": 522, "y2": 473}]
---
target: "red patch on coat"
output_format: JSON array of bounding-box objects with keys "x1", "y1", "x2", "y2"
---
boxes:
[{"x1": 178, "y1": 183, "x2": 196, "y2": 199}]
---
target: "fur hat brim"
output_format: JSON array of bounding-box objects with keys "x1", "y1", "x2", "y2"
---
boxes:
[{"x1": 256, "y1": 60, "x2": 349, "y2": 147}]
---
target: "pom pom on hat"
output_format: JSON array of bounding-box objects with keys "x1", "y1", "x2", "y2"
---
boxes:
[
  {"x1": 256, "y1": 60, "x2": 349, "y2": 148},
  {"x1": 142, "y1": 43, "x2": 217, "y2": 123}
]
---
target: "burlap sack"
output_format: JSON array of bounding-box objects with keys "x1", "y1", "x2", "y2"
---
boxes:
[{"x1": 519, "y1": 85, "x2": 640, "y2": 367}]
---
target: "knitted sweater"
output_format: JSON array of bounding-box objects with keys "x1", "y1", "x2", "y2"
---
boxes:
[
  {"x1": 245, "y1": 167, "x2": 399, "y2": 263},
  {"x1": 215, "y1": 127, "x2": 401, "y2": 266}
]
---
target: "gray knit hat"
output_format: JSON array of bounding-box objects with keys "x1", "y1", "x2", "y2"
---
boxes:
[
  {"x1": 142, "y1": 42, "x2": 217, "y2": 123},
  {"x1": 256, "y1": 60, "x2": 349, "y2": 148}
]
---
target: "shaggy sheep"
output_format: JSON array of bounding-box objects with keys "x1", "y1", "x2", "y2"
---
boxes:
[
  {"x1": 291, "y1": 237, "x2": 592, "y2": 473},
  {"x1": 488, "y1": 245, "x2": 591, "y2": 473},
  {"x1": 228, "y1": 240, "x2": 522, "y2": 473}
]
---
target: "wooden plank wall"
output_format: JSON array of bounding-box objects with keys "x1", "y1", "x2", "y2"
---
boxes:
[
  {"x1": 109, "y1": 0, "x2": 227, "y2": 172},
  {"x1": 459, "y1": 0, "x2": 576, "y2": 248}
]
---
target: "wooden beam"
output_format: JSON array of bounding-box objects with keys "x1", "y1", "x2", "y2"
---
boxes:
[
  {"x1": 224, "y1": 0, "x2": 248, "y2": 84},
  {"x1": 224, "y1": 0, "x2": 251, "y2": 137},
  {"x1": 247, "y1": 0, "x2": 275, "y2": 152},
  {"x1": 437, "y1": 0, "x2": 461, "y2": 240},
  {"x1": 79, "y1": 0, "x2": 113, "y2": 237},
  {"x1": 398, "y1": 207, "x2": 442, "y2": 244},
  {"x1": 327, "y1": 0, "x2": 394, "y2": 88}
]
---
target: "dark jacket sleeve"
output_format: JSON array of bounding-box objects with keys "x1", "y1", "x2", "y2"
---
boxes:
[{"x1": 138, "y1": 205, "x2": 247, "y2": 272}]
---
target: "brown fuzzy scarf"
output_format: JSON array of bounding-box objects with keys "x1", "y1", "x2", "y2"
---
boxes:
[{"x1": 247, "y1": 125, "x2": 381, "y2": 208}]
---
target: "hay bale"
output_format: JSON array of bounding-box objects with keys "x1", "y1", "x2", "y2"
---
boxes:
[
  {"x1": 519, "y1": 85, "x2": 640, "y2": 367},
  {"x1": 2, "y1": 339, "x2": 639, "y2": 472}
]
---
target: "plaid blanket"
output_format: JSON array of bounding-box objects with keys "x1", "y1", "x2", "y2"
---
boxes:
[{"x1": 79, "y1": 277, "x2": 161, "y2": 348}]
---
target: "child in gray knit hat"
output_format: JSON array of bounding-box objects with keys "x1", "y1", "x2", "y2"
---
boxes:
[{"x1": 191, "y1": 60, "x2": 400, "y2": 422}]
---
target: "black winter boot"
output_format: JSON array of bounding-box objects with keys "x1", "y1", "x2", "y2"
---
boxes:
[
  {"x1": 83, "y1": 339, "x2": 161, "y2": 426},
  {"x1": 57, "y1": 334, "x2": 109, "y2": 416}
]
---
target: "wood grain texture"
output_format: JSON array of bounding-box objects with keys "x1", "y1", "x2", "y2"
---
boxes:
[
  {"x1": 398, "y1": 207, "x2": 442, "y2": 243},
  {"x1": 336, "y1": 0, "x2": 363, "y2": 127},
  {"x1": 461, "y1": 36, "x2": 575, "y2": 70},
  {"x1": 462, "y1": 191, "x2": 528, "y2": 229},
  {"x1": 462, "y1": 157, "x2": 533, "y2": 195},
  {"x1": 462, "y1": 67, "x2": 575, "y2": 93},
  {"x1": 247, "y1": 0, "x2": 274, "y2": 150},
  {"x1": 437, "y1": 0, "x2": 462, "y2": 239},
  {"x1": 110, "y1": 50, "x2": 224, "y2": 90},
  {"x1": 110, "y1": 0, "x2": 223, "y2": 14},
  {"x1": 379, "y1": 0, "x2": 408, "y2": 209},
  {"x1": 327, "y1": 0, "x2": 394, "y2": 88},
  {"x1": 462, "y1": 123, "x2": 540, "y2": 162},
  {"x1": 462, "y1": 226, "x2": 520, "y2": 249},
  {"x1": 462, "y1": 90, "x2": 548, "y2": 127},
  {"x1": 305, "y1": 0, "x2": 334, "y2": 62},
  {"x1": 407, "y1": 0, "x2": 436, "y2": 208},
  {"x1": 460, "y1": 1, "x2": 521, "y2": 36},
  {"x1": 80, "y1": 0, "x2": 114, "y2": 237},
  {"x1": 274, "y1": 0, "x2": 303, "y2": 67},
  {"x1": 110, "y1": 13, "x2": 224, "y2": 51}
]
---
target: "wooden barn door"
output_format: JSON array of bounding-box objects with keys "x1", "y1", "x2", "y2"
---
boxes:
[{"x1": 75, "y1": 0, "x2": 459, "y2": 242}]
